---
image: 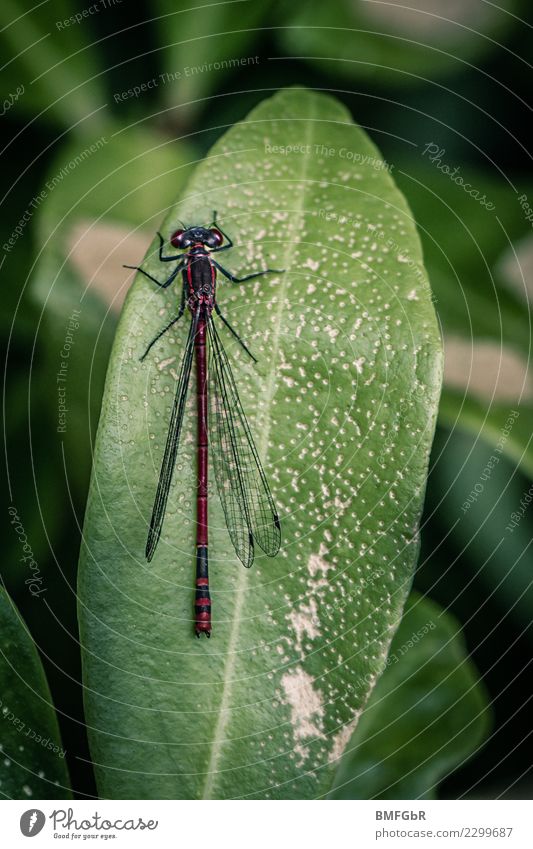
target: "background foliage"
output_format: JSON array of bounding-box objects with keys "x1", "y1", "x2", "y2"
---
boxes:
[{"x1": 1, "y1": 0, "x2": 532, "y2": 799}]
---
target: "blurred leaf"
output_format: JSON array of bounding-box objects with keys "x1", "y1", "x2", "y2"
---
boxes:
[
  {"x1": 0, "y1": 587, "x2": 71, "y2": 799},
  {"x1": 31, "y1": 255, "x2": 116, "y2": 501},
  {"x1": 154, "y1": 0, "x2": 267, "y2": 125},
  {"x1": 442, "y1": 336, "x2": 530, "y2": 407},
  {"x1": 279, "y1": 0, "x2": 518, "y2": 87},
  {"x1": 330, "y1": 592, "x2": 490, "y2": 798},
  {"x1": 395, "y1": 167, "x2": 533, "y2": 478},
  {"x1": 439, "y1": 389, "x2": 533, "y2": 480},
  {"x1": 395, "y1": 166, "x2": 532, "y2": 358},
  {"x1": 78, "y1": 87, "x2": 442, "y2": 799},
  {"x1": 36, "y1": 125, "x2": 196, "y2": 243},
  {"x1": 2, "y1": 348, "x2": 63, "y2": 592},
  {"x1": 496, "y1": 231, "x2": 533, "y2": 306},
  {"x1": 0, "y1": 0, "x2": 107, "y2": 130},
  {"x1": 431, "y1": 427, "x2": 533, "y2": 635}
]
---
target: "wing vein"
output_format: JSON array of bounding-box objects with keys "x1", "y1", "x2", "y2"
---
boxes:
[
  {"x1": 145, "y1": 308, "x2": 199, "y2": 561},
  {"x1": 207, "y1": 317, "x2": 280, "y2": 568}
]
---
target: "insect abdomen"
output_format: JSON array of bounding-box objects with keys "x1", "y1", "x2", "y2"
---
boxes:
[{"x1": 195, "y1": 545, "x2": 211, "y2": 637}]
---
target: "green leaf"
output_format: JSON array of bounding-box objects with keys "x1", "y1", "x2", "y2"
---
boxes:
[
  {"x1": 79, "y1": 87, "x2": 442, "y2": 799},
  {"x1": 0, "y1": 587, "x2": 71, "y2": 799},
  {"x1": 330, "y1": 592, "x2": 490, "y2": 799},
  {"x1": 279, "y1": 0, "x2": 519, "y2": 87}
]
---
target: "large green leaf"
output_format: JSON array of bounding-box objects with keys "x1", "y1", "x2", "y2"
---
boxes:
[
  {"x1": 0, "y1": 588, "x2": 71, "y2": 799},
  {"x1": 331, "y1": 592, "x2": 490, "y2": 799},
  {"x1": 78, "y1": 87, "x2": 442, "y2": 799}
]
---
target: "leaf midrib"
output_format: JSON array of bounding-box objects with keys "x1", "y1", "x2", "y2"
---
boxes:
[{"x1": 201, "y1": 100, "x2": 316, "y2": 799}]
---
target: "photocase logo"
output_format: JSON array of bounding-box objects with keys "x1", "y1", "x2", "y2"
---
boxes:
[{"x1": 20, "y1": 809, "x2": 46, "y2": 837}]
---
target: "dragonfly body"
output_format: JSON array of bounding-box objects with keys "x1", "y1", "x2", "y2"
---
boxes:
[
  {"x1": 125, "y1": 216, "x2": 283, "y2": 637},
  {"x1": 185, "y1": 246, "x2": 216, "y2": 311}
]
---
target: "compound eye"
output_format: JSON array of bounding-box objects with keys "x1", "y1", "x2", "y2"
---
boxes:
[
  {"x1": 170, "y1": 229, "x2": 185, "y2": 248},
  {"x1": 210, "y1": 228, "x2": 223, "y2": 246}
]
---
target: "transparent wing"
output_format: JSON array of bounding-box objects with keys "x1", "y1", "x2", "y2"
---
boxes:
[
  {"x1": 145, "y1": 310, "x2": 198, "y2": 561},
  {"x1": 207, "y1": 317, "x2": 281, "y2": 568}
]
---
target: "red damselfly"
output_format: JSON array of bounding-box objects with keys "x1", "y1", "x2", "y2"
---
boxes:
[{"x1": 125, "y1": 214, "x2": 283, "y2": 637}]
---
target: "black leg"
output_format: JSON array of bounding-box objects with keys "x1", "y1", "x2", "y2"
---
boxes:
[
  {"x1": 157, "y1": 232, "x2": 183, "y2": 262},
  {"x1": 208, "y1": 211, "x2": 236, "y2": 252},
  {"x1": 210, "y1": 238, "x2": 234, "y2": 253},
  {"x1": 214, "y1": 303, "x2": 257, "y2": 363},
  {"x1": 140, "y1": 311, "x2": 185, "y2": 361},
  {"x1": 209, "y1": 214, "x2": 234, "y2": 253},
  {"x1": 212, "y1": 261, "x2": 284, "y2": 283},
  {"x1": 124, "y1": 261, "x2": 183, "y2": 289},
  {"x1": 140, "y1": 285, "x2": 186, "y2": 360}
]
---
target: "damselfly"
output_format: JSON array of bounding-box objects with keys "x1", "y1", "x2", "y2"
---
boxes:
[{"x1": 126, "y1": 214, "x2": 283, "y2": 637}]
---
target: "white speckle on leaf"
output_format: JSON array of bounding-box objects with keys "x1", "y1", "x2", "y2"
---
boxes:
[
  {"x1": 328, "y1": 715, "x2": 362, "y2": 763},
  {"x1": 281, "y1": 668, "x2": 325, "y2": 764},
  {"x1": 308, "y1": 546, "x2": 334, "y2": 579},
  {"x1": 158, "y1": 357, "x2": 176, "y2": 370},
  {"x1": 287, "y1": 597, "x2": 321, "y2": 657}
]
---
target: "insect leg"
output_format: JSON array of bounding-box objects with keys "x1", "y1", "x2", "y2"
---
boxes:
[
  {"x1": 212, "y1": 261, "x2": 284, "y2": 283},
  {"x1": 124, "y1": 259, "x2": 183, "y2": 289},
  {"x1": 157, "y1": 232, "x2": 183, "y2": 262},
  {"x1": 214, "y1": 303, "x2": 257, "y2": 363},
  {"x1": 209, "y1": 213, "x2": 234, "y2": 253},
  {"x1": 140, "y1": 284, "x2": 187, "y2": 361}
]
